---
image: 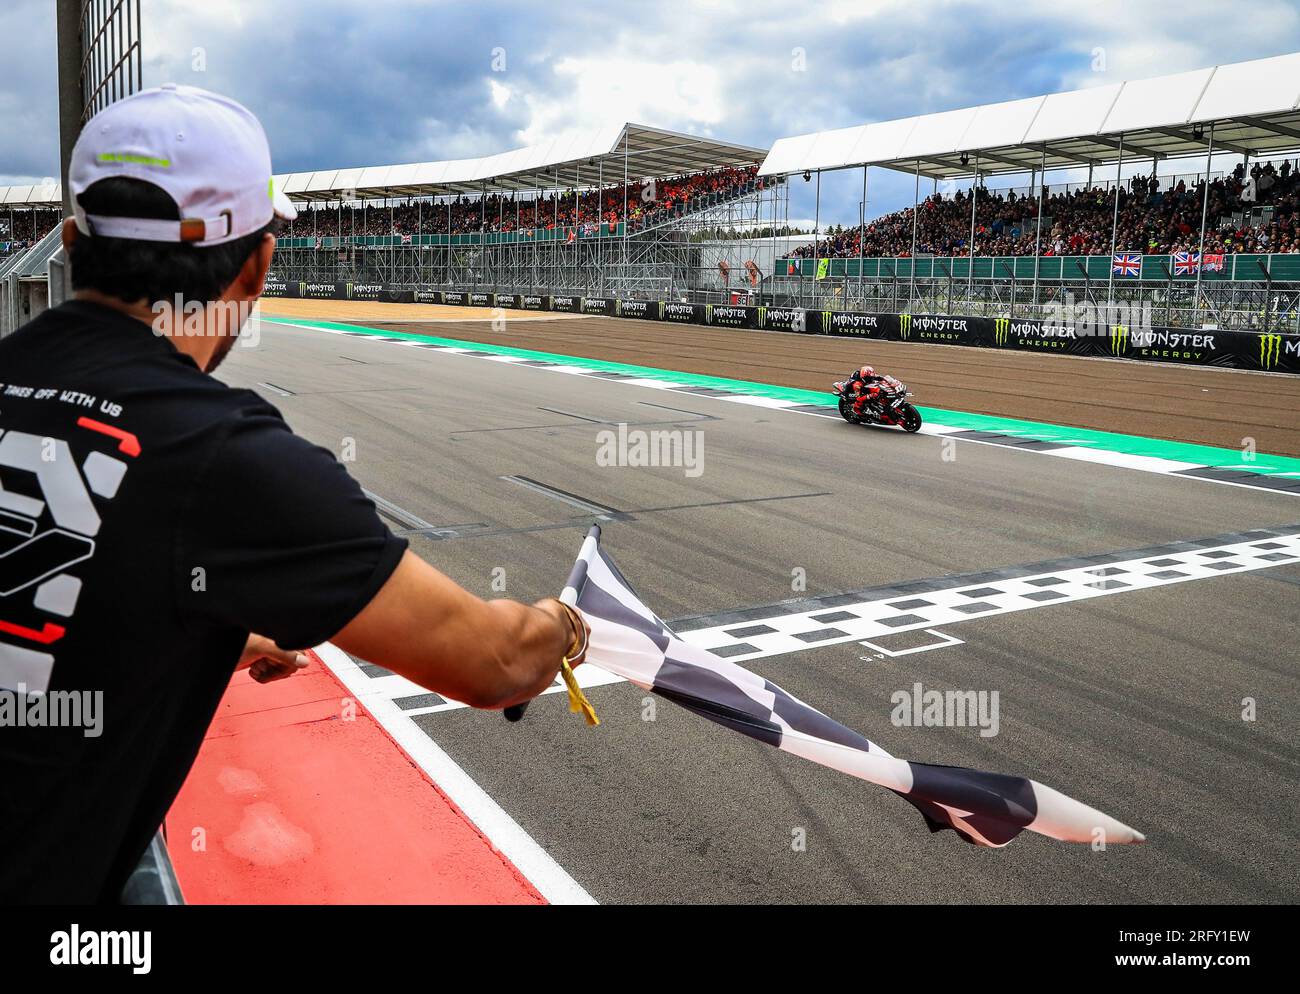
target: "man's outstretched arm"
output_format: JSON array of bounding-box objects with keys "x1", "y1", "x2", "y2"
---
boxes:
[{"x1": 331, "y1": 550, "x2": 583, "y2": 710}]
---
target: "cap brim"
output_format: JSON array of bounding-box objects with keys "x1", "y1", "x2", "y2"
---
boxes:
[{"x1": 272, "y1": 187, "x2": 298, "y2": 221}]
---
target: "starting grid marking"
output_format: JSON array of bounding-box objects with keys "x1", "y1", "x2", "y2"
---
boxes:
[
  {"x1": 265, "y1": 319, "x2": 1300, "y2": 499},
  {"x1": 338, "y1": 530, "x2": 1300, "y2": 712}
]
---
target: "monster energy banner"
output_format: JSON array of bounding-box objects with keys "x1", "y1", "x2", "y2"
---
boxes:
[
  {"x1": 260, "y1": 281, "x2": 414, "y2": 302},
  {"x1": 987, "y1": 316, "x2": 1093, "y2": 355},
  {"x1": 261, "y1": 280, "x2": 298, "y2": 298},
  {"x1": 617, "y1": 299, "x2": 660, "y2": 321},
  {"x1": 662, "y1": 301, "x2": 705, "y2": 325},
  {"x1": 520, "y1": 294, "x2": 550, "y2": 311},
  {"x1": 345, "y1": 283, "x2": 415, "y2": 303},
  {"x1": 440, "y1": 290, "x2": 468, "y2": 306},
  {"x1": 1105, "y1": 325, "x2": 1300, "y2": 372},
  {"x1": 468, "y1": 291, "x2": 492, "y2": 307},
  {"x1": 301, "y1": 281, "x2": 344, "y2": 300},
  {"x1": 494, "y1": 293, "x2": 519, "y2": 309},
  {"x1": 893, "y1": 313, "x2": 970, "y2": 343},
  {"x1": 582, "y1": 297, "x2": 614, "y2": 315},
  {"x1": 414, "y1": 288, "x2": 441, "y2": 304},
  {"x1": 550, "y1": 295, "x2": 581, "y2": 313},
  {"x1": 820, "y1": 311, "x2": 890, "y2": 337},
  {"x1": 706, "y1": 304, "x2": 757, "y2": 329},
  {"x1": 758, "y1": 306, "x2": 809, "y2": 333},
  {"x1": 810, "y1": 311, "x2": 1300, "y2": 372}
]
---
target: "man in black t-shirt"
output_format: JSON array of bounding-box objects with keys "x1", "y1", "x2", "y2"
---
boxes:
[{"x1": 0, "y1": 85, "x2": 586, "y2": 903}]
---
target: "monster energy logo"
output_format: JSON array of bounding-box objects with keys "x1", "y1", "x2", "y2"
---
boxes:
[
  {"x1": 900, "y1": 313, "x2": 912, "y2": 340},
  {"x1": 994, "y1": 317, "x2": 1010, "y2": 346},
  {"x1": 1260, "y1": 333, "x2": 1282, "y2": 369},
  {"x1": 1110, "y1": 324, "x2": 1128, "y2": 356},
  {"x1": 706, "y1": 304, "x2": 712, "y2": 323}
]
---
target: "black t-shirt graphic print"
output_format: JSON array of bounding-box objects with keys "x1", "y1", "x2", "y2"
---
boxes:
[{"x1": 0, "y1": 301, "x2": 406, "y2": 902}]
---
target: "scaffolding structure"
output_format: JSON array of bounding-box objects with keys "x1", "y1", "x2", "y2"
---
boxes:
[
  {"x1": 264, "y1": 123, "x2": 776, "y2": 301},
  {"x1": 270, "y1": 174, "x2": 789, "y2": 302}
]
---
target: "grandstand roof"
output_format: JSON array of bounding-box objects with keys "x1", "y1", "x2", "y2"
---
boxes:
[
  {"x1": 0, "y1": 123, "x2": 765, "y2": 209},
  {"x1": 2, "y1": 181, "x2": 63, "y2": 209},
  {"x1": 274, "y1": 123, "x2": 764, "y2": 201},
  {"x1": 759, "y1": 51, "x2": 1300, "y2": 181}
]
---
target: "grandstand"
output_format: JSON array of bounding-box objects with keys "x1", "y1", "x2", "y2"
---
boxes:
[
  {"x1": 266, "y1": 124, "x2": 775, "y2": 300},
  {"x1": 762, "y1": 51, "x2": 1300, "y2": 330}
]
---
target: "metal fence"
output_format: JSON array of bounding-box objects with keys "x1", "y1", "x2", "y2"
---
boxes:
[{"x1": 766, "y1": 254, "x2": 1300, "y2": 332}]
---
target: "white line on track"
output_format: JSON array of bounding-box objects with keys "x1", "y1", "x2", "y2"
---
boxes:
[{"x1": 312, "y1": 641, "x2": 597, "y2": 905}]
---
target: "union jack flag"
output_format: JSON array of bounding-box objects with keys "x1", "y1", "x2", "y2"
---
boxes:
[
  {"x1": 1173, "y1": 251, "x2": 1200, "y2": 275},
  {"x1": 1112, "y1": 253, "x2": 1141, "y2": 277}
]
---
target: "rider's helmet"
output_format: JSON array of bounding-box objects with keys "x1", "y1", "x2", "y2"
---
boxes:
[{"x1": 858, "y1": 365, "x2": 875, "y2": 378}]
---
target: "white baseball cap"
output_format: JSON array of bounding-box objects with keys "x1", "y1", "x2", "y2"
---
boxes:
[{"x1": 69, "y1": 83, "x2": 297, "y2": 247}]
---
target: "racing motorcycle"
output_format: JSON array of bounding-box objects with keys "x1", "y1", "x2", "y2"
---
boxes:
[{"x1": 832, "y1": 374, "x2": 923, "y2": 432}]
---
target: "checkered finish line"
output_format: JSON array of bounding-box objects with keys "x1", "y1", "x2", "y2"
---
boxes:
[
  {"x1": 266, "y1": 318, "x2": 1300, "y2": 499},
  {"x1": 676, "y1": 531, "x2": 1300, "y2": 662},
  {"x1": 329, "y1": 526, "x2": 1300, "y2": 714}
]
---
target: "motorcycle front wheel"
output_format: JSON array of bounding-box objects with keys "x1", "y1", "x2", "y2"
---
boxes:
[
  {"x1": 837, "y1": 397, "x2": 860, "y2": 423},
  {"x1": 899, "y1": 402, "x2": 922, "y2": 433}
]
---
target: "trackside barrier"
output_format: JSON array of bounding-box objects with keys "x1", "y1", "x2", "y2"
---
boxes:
[
  {"x1": 258, "y1": 283, "x2": 1300, "y2": 374},
  {"x1": 120, "y1": 830, "x2": 184, "y2": 905}
]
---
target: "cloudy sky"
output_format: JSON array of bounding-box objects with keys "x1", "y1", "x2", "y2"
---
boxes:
[{"x1": 4, "y1": 0, "x2": 1300, "y2": 224}]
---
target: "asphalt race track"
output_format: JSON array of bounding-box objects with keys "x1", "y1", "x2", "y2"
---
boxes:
[
  {"x1": 221, "y1": 314, "x2": 1300, "y2": 903},
  {"x1": 359, "y1": 308, "x2": 1300, "y2": 456}
]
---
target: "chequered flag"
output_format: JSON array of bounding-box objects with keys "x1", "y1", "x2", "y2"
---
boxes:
[{"x1": 563, "y1": 526, "x2": 1145, "y2": 848}]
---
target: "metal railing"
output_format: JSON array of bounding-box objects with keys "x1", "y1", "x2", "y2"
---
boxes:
[{"x1": 120, "y1": 830, "x2": 184, "y2": 905}]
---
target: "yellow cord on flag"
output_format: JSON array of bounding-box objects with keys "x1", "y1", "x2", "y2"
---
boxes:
[
  {"x1": 559, "y1": 657, "x2": 599, "y2": 725},
  {"x1": 556, "y1": 599, "x2": 598, "y2": 725}
]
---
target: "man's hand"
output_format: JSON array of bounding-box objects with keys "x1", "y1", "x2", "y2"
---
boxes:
[
  {"x1": 333, "y1": 550, "x2": 589, "y2": 709},
  {"x1": 535, "y1": 598, "x2": 590, "y2": 668},
  {"x1": 238, "y1": 633, "x2": 309, "y2": 684}
]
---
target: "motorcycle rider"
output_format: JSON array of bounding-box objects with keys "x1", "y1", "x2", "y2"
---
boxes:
[{"x1": 842, "y1": 364, "x2": 886, "y2": 416}]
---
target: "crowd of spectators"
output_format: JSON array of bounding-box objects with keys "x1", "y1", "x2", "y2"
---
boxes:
[
  {"x1": 281, "y1": 165, "x2": 761, "y2": 240},
  {"x1": 1, "y1": 207, "x2": 62, "y2": 259},
  {"x1": 1, "y1": 166, "x2": 760, "y2": 259},
  {"x1": 793, "y1": 158, "x2": 1300, "y2": 260}
]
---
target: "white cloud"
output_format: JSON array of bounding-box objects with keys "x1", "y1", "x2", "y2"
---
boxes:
[
  {"x1": 519, "y1": 56, "x2": 727, "y2": 144},
  {"x1": 488, "y1": 78, "x2": 511, "y2": 110}
]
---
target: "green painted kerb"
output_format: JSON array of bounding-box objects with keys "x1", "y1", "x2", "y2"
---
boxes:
[{"x1": 264, "y1": 315, "x2": 1300, "y2": 478}]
